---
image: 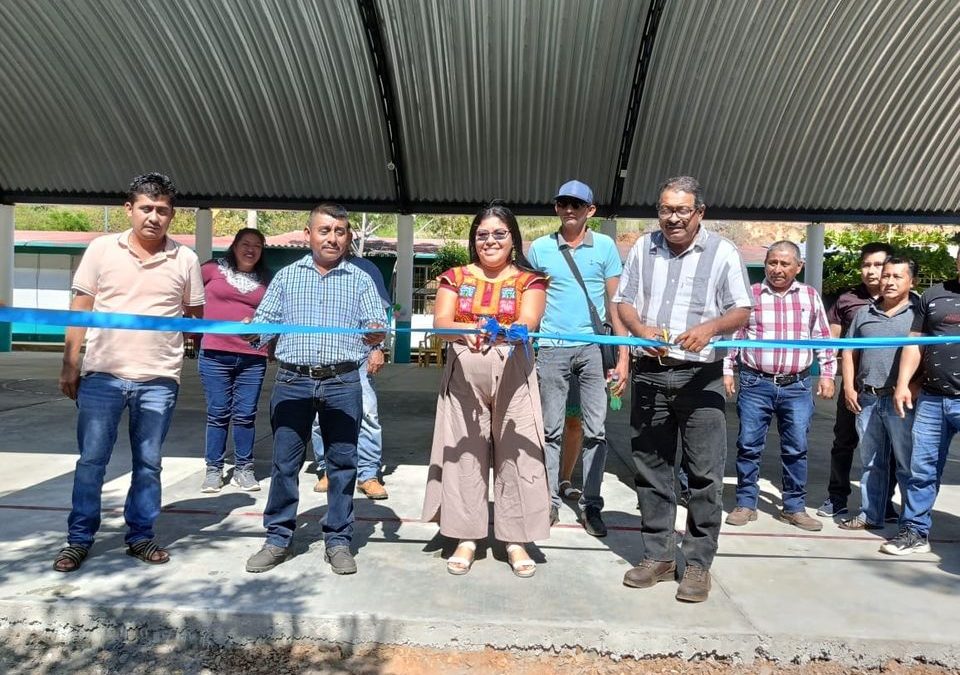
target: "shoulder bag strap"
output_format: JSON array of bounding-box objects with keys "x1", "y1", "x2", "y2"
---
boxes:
[{"x1": 559, "y1": 244, "x2": 605, "y2": 332}]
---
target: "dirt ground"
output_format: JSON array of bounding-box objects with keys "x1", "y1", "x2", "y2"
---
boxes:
[{"x1": 2, "y1": 637, "x2": 958, "y2": 675}]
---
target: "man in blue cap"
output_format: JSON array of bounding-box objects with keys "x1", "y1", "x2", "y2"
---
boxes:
[{"x1": 528, "y1": 180, "x2": 629, "y2": 537}]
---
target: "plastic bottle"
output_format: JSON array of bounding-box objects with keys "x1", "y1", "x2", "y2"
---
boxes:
[{"x1": 608, "y1": 373, "x2": 622, "y2": 411}]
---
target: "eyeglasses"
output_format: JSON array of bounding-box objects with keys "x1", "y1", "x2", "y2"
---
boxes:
[
  {"x1": 657, "y1": 205, "x2": 699, "y2": 220},
  {"x1": 475, "y1": 229, "x2": 511, "y2": 242},
  {"x1": 555, "y1": 197, "x2": 587, "y2": 210}
]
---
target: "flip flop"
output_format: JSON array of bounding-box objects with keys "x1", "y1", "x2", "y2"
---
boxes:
[
  {"x1": 559, "y1": 480, "x2": 582, "y2": 501},
  {"x1": 506, "y1": 543, "x2": 536, "y2": 578},
  {"x1": 446, "y1": 540, "x2": 476, "y2": 576}
]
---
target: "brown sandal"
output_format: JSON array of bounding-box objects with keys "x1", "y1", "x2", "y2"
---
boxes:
[
  {"x1": 53, "y1": 545, "x2": 89, "y2": 573},
  {"x1": 126, "y1": 540, "x2": 170, "y2": 565}
]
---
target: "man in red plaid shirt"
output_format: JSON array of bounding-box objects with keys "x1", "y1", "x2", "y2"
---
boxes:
[{"x1": 722, "y1": 241, "x2": 836, "y2": 531}]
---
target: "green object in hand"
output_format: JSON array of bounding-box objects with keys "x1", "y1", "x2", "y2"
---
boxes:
[{"x1": 609, "y1": 393, "x2": 622, "y2": 411}]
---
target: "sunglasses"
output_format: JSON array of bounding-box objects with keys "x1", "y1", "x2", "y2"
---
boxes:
[
  {"x1": 475, "y1": 229, "x2": 511, "y2": 242},
  {"x1": 555, "y1": 197, "x2": 587, "y2": 210}
]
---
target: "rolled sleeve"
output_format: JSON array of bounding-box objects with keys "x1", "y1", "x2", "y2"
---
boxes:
[
  {"x1": 183, "y1": 257, "x2": 205, "y2": 307},
  {"x1": 811, "y1": 291, "x2": 836, "y2": 378},
  {"x1": 358, "y1": 275, "x2": 388, "y2": 327},
  {"x1": 251, "y1": 273, "x2": 285, "y2": 345}
]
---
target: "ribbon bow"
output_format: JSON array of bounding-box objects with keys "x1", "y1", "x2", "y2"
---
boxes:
[{"x1": 480, "y1": 317, "x2": 532, "y2": 358}]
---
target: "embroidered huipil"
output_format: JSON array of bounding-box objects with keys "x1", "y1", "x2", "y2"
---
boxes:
[{"x1": 438, "y1": 266, "x2": 548, "y2": 324}]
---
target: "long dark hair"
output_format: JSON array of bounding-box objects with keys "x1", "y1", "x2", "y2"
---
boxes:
[
  {"x1": 223, "y1": 227, "x2": 269, "y2": 282},
  {"x1": 468, "y1": 202, "x2": 539, "y2": 275}
]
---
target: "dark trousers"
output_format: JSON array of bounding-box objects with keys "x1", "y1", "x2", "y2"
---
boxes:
[
  {"x1": 264, "y1": 368, "x2": 361, "y2": 549},
  {"x1": 826, "y1": 379, "x2": 898, "y2": 508},
  {"x1": 827, "y1": 391, "x2": 859, "y2": 500},
  {"x1": 631, "y1": 360, "x2": 726, "y2": 570}
]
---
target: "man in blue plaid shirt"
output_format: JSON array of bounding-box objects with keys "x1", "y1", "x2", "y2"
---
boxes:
[{"x1": 245, "y1": 203, "x2": 386, "y2": 575}]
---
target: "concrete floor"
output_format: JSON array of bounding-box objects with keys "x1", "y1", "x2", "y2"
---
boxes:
[{"x1": 0, "y1": 352, "x2": 958, "y2": 666}]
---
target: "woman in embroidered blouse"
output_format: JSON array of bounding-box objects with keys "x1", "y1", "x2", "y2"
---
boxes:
[
  {"x1": 197, "y1": 228, "x2": 270, "y2": 494},
  {"x1": 422, "y1": 203, "x2": 550, "y2": 578}
]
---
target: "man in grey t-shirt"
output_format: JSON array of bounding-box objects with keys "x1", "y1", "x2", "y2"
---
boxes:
[{"x1": 839, "y1": 256, "x2": 918, "y2": 531}]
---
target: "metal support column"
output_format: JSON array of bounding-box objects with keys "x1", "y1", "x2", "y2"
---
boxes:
[
  {"x1": 600, "y1": 218, "x2": 617, "y2": 240},
  {"x1": 394, "y1": 214, "x2": 414, "y2": 363},
  {"x1": 195, "y1": 208, "x2": 213, "y2": 263},
  {"x1": 806, "y1": 222, "x2": 825, "y2": 293},
  {"x1": 0, "y1": 204, "x2": 14, "y2": 351}
]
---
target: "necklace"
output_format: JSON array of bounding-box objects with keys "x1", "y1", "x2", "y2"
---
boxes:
[{"x1": 219, "y1": 259, "x2": 261, "y2": 294}]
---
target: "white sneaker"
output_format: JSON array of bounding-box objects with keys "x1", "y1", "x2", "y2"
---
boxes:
[
  {"x1": 232, "y1": 466, "x2": 260, "y2": 491},
  {"x1": 201, "y1": 466, "x2": 223, "y2": 493},
  {"x1": 879, "y1": 528, "x2": 931, "y2": 556}
]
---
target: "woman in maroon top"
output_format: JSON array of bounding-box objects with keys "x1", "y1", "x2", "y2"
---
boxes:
[
  {"x1": 198, "y1": 228, "x2": 270, "y2": 493},
  {"x1": 422, "y1": 203, "x2": 550, "y2": 578}
]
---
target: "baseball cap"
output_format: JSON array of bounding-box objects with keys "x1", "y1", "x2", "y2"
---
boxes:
[{"x1": 554, "y1": 180, "x2": 594, "y2": 205}]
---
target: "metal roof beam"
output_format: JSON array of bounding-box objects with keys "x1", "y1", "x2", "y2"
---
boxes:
[
  {"x1": 357, "y1": 0, "x2": 410, "y2": 213},
  {"x1": 606, "y1": 0, "x2": 666, "y2": 219}
]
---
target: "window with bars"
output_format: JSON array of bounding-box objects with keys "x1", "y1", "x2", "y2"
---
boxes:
[{"x1": 412, "y1": 264, "x2": 439, "y2": 315}]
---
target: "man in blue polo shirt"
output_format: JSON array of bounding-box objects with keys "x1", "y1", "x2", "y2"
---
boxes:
[{"x1": 528, "y1": 180, "x2": 629, "y2": 537}]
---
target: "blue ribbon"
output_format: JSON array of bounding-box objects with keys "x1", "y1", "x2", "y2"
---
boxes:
[
  {"x1": 480, "y1": 317, "x2": 532, "y2": 358},
  {"x1": 0, "y1": 305, "x2": 949, "y2": 351}
]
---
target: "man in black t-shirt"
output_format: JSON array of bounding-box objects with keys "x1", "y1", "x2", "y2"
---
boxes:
[
  {"x1": 816, "y1": 242, "x2": 895, "y2": 519},
  {"x1": 889, "y1": 254, "x2": 960, "y2": 556}
]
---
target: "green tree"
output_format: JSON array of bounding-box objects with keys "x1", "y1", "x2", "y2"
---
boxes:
[
  {"x1": 417, "y1": 215, "x2": 472, "y2": 240},
  {"x1": 431, "y1": 241, "x2": 470, "y2": 277},
  {"x1": 823, "y1": 226, "x2": 956, "y2": 295},
  {"x1": 45, "y1": 210, "x2": 94, "y2": 232}
]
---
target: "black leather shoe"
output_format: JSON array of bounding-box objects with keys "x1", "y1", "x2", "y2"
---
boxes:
[{"x1": 579, "y1": 508, "x2": 607, "y2": 537}]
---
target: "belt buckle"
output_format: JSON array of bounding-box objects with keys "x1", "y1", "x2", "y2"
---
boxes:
[
  {"x1": 309, "y1": 365, "x2": 332, "y2": 379},
  {"x1": 772, "y1": 373, "x2": 792, "y2": 386}
]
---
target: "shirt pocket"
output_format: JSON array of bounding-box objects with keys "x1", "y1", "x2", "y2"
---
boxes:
[{"x1": 683, "y1": 273, "x2": 712, "y2": 312}]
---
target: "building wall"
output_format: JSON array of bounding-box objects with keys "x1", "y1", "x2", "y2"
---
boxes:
[{"x1": 10, "y1": 244, "x2": 418, "y2": 344}]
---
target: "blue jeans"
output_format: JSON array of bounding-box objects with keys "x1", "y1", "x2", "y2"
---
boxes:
[
  {"x1": 735, "y1": 371, "x2": 815, "y2": 513},
  {"x1": 68, "y1": 373, "x2": 179, "y2": 548},
  {"x1": 855, "y1": 392, "x2": 914, "y2": 526},
  {"x1": 902, "y1": 392, "x2": 960, "y2": 537},
  {"x1": 537, "y1": 345, "x2": 608, "y2": 510},
  {"x1": 198, "y1": 349, "x2": 267, "y2": 469},
  {"x1": 311, "y1": 362, "x2": 381, "y2": 482},
  {"x1": 265, "y1": 367, "x2": 361, "y2": 549}
]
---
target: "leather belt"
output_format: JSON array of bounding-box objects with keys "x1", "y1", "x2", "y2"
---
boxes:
[
  {"x1": 860, "y1": 384, "x2": 895, "y2": 396},
  {"x1": 742, "y1": 365, "x2": 810, "y2": 387},
  {"x1": 278, "y1": 361, "x2": 358, "y2": 380},
  {"x1": 633, "y1": 355, "x2": 705, "y2": 371}
]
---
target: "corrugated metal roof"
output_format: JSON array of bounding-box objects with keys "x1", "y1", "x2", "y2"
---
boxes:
[
  {"x1": 0, "y1": 0, "x2": 394, "y2": 202},
  {"x1": 0, "y1": 0, "x2": 957, "y2": 219},
  {"x1": 622, "y1": 0, "x2": 960, "y2": 217},
  {"x1": 378, "y1": 0, "x2": 644, "y2": 206}
]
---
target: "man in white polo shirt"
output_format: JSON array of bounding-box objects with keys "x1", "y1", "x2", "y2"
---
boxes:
[
  {"x1": 53, "y1": 173, "x2": 204, "y2": 573},
  {"x1": 528, "y1": 179, "x2": 629, "y2": 538}
]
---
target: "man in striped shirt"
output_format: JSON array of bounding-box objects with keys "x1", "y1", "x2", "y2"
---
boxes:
[
  {"x1": 615, "y1": 176, "x2": 752, "y2": 603},
  {"x1": 723, "y1": 241, "x2": 836, "y2": 532},
  {"x1": 244, "y1": 203, "x2": 386, "y2": 575}
]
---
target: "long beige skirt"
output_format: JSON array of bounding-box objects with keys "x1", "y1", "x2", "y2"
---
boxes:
[{"x1": 421, "y1": 342, "x2": 551, "y2": 543}]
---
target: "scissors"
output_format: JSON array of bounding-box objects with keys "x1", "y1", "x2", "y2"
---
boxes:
[{"x1": 657, "y1": 326, "x2": 671, "y2": 366}]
